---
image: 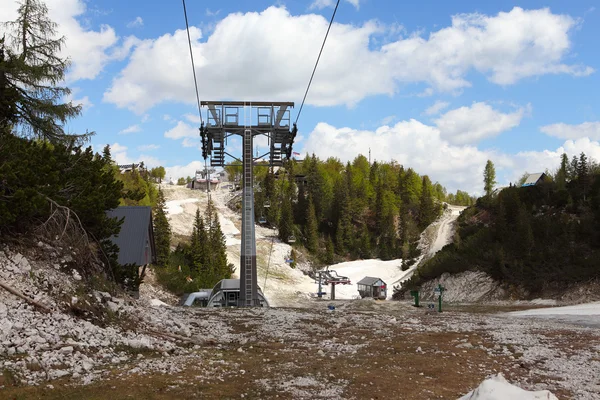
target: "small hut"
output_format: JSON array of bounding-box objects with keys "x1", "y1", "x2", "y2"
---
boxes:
[
  {"x1": 521, "y1": 172, "x2": 547, "y2": 187},
  {"x1": 206, "y1": 279, "x2": 269, "y2": 307},
  {"x1": 357, "y1": 276, "x2": 387, "y2": 300}
]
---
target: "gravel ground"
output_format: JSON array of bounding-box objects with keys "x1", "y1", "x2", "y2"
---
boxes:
[{"x1": 2, "y1": 246, "x2": 600, "y2": 398}]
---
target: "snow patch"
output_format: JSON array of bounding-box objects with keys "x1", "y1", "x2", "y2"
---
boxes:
[
  {"x1": 459, "y1": 373, "x2": 558, "y2": 400},
  {"x1": 165, "y1": 198, "x2": 199, "y2": 215}
]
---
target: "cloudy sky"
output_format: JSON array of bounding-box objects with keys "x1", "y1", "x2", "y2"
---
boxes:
[{"x1": 1, "y1": 0, "x2": 599, "y2": 194}]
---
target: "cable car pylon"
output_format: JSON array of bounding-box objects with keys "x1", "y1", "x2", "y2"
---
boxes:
[{"x1": 200, "y1": 101, "x2": 297, "y2": 307}]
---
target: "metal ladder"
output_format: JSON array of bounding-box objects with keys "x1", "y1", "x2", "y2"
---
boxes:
[{"x1": 241, "y1": 103, "x2": 255, "y2": 306}]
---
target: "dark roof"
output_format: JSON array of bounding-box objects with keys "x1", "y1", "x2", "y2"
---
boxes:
[
  {"x1": 106, "y1": 206, "x2": 156, "y2": 266},
  {"x1": 211, "y1": 279, "x2": 265, "y2": 293},
  {"x1": 357, "y1": 276, "x2": 386, "y2": 286}
]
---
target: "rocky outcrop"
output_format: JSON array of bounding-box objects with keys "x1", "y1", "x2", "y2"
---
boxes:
[{"x1": 417, "y1": 271, "x2": 506, "y2": 302}]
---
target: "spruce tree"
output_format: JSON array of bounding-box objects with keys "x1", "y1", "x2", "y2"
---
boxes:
[
  {"x1": 190, "y1": 208, "x2": 208, "y2": 276},
  {"x1": 578, "y1": 152, "x2": 590, "y2": 200},
  {"x1": 278, "y1": 190, "x2": 295, "y2": 243},
  {"x1": 304, "y1": 195, "x2": 319, "y2": 253},
  {"x1": 556, "y1": 153, "x2": 569, "y2": 190},
  {"x1": 206, "y1": 200, "x2": 230, "y2": 284},
  {"x1": 153, "y1": 187, "x2": 171, "y2": 267},
  {"x1": 335, "y1": 219, "x2": 345, "y2": 255},
  {"x1": 483, "y1": 160, "x2": 497, "y2": 197},
  {"x1": 418, "y1": 175, "x2": 437, "y2": 229},
  {"x1": 570, "y1": 156, "x2": 579, "y2": 180},
  {"x1": 324, "y1": 235, "x2": 335, "y2": 264},
  {"x1": 2, "y1": 0, "x2": 88, "y2": 143}
]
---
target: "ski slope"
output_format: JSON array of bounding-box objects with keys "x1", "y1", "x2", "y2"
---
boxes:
[
  {"x1": 307, "y1": 204, "x2": 465, "y2": 300},
  {"x1": 162, "y1": 184, "x2": 465, "y2": 306}
]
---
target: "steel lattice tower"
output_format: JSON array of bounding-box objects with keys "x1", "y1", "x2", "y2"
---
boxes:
[{"x1": 200, "y1": 101, "x2": 297, "y2": 307}]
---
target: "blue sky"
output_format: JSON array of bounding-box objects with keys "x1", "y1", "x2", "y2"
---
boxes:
[{"x1": 1, "y1": 0, "x2": 599, "y2": 194}]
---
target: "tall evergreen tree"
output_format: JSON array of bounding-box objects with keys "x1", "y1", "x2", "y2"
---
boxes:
[
  {"x1": 205, "y1": 200, "x2": 231, "y2": 284},
  {"x1": 418, "y1": 176, "x2": 437, "y2": 229},
  {"x1": 324, "y1": 235, "x2": 335, "y2": 264},
  {"x1": 483, "y1": 160, "x2": 497, "y2": 197},
  {"x1": 278, "y1": 187, "x2": 295, "y2": 243},
  {"x1": 304, "y1": 195, "x2": 319, "y2": 253},
  {"x1": 556, "y1": 153, "x2": 569, "y2": 190},
  {"x1": 189, "y1": 208, "x2": 208, "y2": 275},
  {"x1": 153, "y1": 187, "x2": 171, "y2": 267},
  {"x1": 570, "y1": 155, "x2": 579, "y2": 180},
  {"x1": 578, "y1": 152, "x2": 590, "y2": 200},
  {"x1": 2, "y1": 0, "x2": 88, "y2": 143}
]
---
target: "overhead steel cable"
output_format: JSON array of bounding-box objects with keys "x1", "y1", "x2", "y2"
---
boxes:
[
  {"x1": 182, "y1": 0, "x2": 210, "y2": 199},
  {"x1": 294, "y1": 0, "x2": 340, "y2": 126},
  {"x1": 182, "y1": 0, "x2": 203, "y2": 125}
]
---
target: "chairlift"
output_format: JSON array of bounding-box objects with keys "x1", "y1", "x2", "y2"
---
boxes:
[
  {"x1": 287, "y1": 235, "x2": 296, "y2": 243},
  {"x1": 258, "y1": 216, "x2": 267, "y2": 224},
  {"x1": 264, "y1": 200, "x2": 271, "y2": 208}
]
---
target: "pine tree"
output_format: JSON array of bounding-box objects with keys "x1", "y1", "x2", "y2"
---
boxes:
[
  {"x1": 483, "y1": 160, "x2": 497, "y2": 197},
  {"x1": 205, "y1": 200, "x2": 230, "y2": 285},
  {"x1": 418, "y1": 175, "x2": 437, "y2": 229},
  {"x1": 189, "y1": 208, "x2": 208, "y2": 276},
  {"x1": 2, "y1": 0, "x2": 87, "y2": 143},
  {"x1": 578, "y1": 152, "x2": 590, "y2": 200},
  {"x1": 335, "y1": 219, "x2": 345, "y2": 255},
  {"x1": 153, "y1": 187, "x2": 171, "y2": 267},
  {"x1": 102, "y1": 145, "x2": 112, "y2": 163},
  {"x1": 556, "y1": 153, "x2": 569, "y2": 190},
  {"x1": 570, "y1": 155, "x2": 579, "y2": 180},
  {"x1": 304, "y1": 195, "x2": 319, "y2": 253},
  {"x1": 278, "y1": 191, "x2": 295, "y2": 243},
  {"x1": 324, "y1": 235, "x2": 335, "y2": 264}
]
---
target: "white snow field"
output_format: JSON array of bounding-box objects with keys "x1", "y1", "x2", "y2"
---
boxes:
[
  {"x1": 509, "y1": 301, "x2": 600, "y2": 328},
  {"x1": 459, "y1": 374, "x2": 558, "y2": 400},
  {"x1": 161, "y1": 184, "x2": 466, "y2": 306}
]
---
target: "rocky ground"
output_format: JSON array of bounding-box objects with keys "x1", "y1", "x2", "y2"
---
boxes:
[{"x1": 2, "y1": 245, "x2": 600, "y2": 399}]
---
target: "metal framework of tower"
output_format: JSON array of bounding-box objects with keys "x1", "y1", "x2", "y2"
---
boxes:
[{"x1": 200, "y1": 101, "x2": 297, "y2": 307}]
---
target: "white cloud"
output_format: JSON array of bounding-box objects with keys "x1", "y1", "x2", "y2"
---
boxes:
[
  {"x1": 141, "y1": 114, "x2": 150, "y2": 123},
  {"x1": 164, "y1": 121, "x2": 198, "y2": 140},
  {"x1": 206, "y1": 9, "x2": 220, "y2": 17},
  {"x1": 540, "y1": 121, "x2": 600, "y2": 140},
  {"x1": 509, "y1": 138, "x2": 600, "y2": 183},
  {"x1": 127, "y1": 16, "x2": 143, "y2": 28},
  {"x1": 423, "y1": 100, "x2": 450, "y2": 116},
  {"x1": 0, "y1": 0, "x2": 134, "y2": 82},
  {"x1": 163, "y1": 114, "x2": 173, "y2": 122},
  {"x1": 380, "y1": 115, "x2": 396, "y2": 125},
  {"x1": 119, "y1": 124, "x2": 142, "y2": 134},
  {"x1": 302, "y1": 120, "x2": 600, "y2": 195},
  {"x1": 137, "y1": 144, "x2": 160, "y2": 151},
  {"x1": 65, "y1": 87, "x2": 93, "y2": 111},
  {"x1": 165, "y1": 161, "x2": 207, "y2": 181},
  {"x1": 309, "y1": 0, "x2": 360, "y2": 10},
  {"x1": 182, "y1": 138, "x2": 199, "y2": 148},
  {"x1": 104, "y1": 6, "x2": 592, "y2": 113},
  {"x1": 105, "y1": 143, "x2": 163, "y2": 167},
  {"x1": 303, "y1": 121, "x2": 502, "y2": 194},
  {"x1": 184, "y1": 113, "x2": 201, "y2": 124},
  {"x1": 138, "y1": 155, "x2": 162, "y2": 168},
  {"x1": 109, "y1": 143, "x2": 131, "y2": 164},
  {"x1": 434, "y1": 102, "x2": 528, "y2": 144}
]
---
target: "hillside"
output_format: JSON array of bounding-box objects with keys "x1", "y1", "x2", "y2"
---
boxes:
[{"x1": 400, "y1": 164, "x2": 600, "y2": 299}]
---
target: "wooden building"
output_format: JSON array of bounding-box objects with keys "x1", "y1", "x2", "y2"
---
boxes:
[{"x1": 357, "y1": 276, "x2": 387, "y2": 300}]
